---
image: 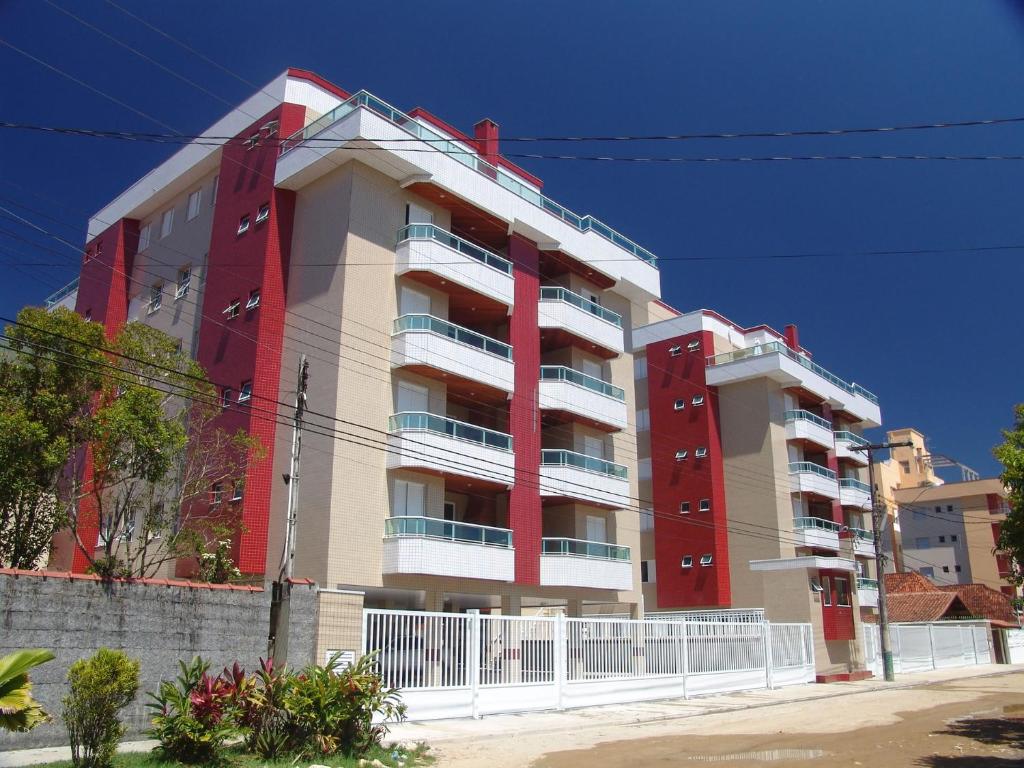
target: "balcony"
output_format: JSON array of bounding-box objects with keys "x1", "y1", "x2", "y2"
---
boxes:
[
  {"x1": 849, "y1": 527, "x2": 875, "y2": 557},
  {"x1": 395, "y1": 224, "x2": 515, "y2": 307},
  {"x1": 788, "y1": 462, "x2": 840, "y2": 500},
  {"x1": 539, "y1": 538, "x2": 632, "y2": 591},
  {"x1": 386, "y1": 412, "x2": 515, "y2": 486},
  {"x1": 382, "y1": 516, "x2": 514, "y2": 582},
  {"x1": 857, "y1": 577, "x2": 879, "y2": 608},
  {"x1": 539, "y1": 449, "x2": 630, "y2": 508},
  {"x1": 538, "y1": 365, "x2": 627, "y2": 431},
  {"x1": 792, "y1": 516, "x2": 841, "y2": 551},
  {"x1": 784, "y1": 409, "x2": 834, "y2": 450},
  {"x1": 45, "y1": 278, "x2": 79, "y2": 311},
  {"x1": 706, "y1": 342, "x2": 881, "y2": 427},
  {"x1": 839, "y1": 478, "x2": 872, "y2": 510},
  {"x1": 834, "y1": 430, "x2": 869, "y2": 465},
  {"x1": 391, "y1": 314, "x2": 515, "y2": 394},
  {"x1": 538, "y1": 287, "x2": 624, "y2": 357}
]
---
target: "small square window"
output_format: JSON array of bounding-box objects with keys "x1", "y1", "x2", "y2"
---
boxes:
[
  {"x1": 237, "y1": 215, "x2": 251, "y2": 235},
  {"x1": 695, "y1": 447, "x2": 708, "y2": 458},
  {"x1": 244, "y1": 133, "x2": 260, "y2": 150},
  {"x1": 935, "y1": 506, "x2": 942, "y2": 514},
  {"x1": 810, "y1": 579, "x2": 824, "y2": 593},
  {"x1": 681, "y1": 555, "x2": 693, "y2": 568},
  {"x1": 947, "y1": 505, "x2": 954, "y2": 512},
  {"x1": 160, "y1": 208, "x2": 174, "y2": 239},
  {"x1": 138, "y1": 224, "x2": 151, "y2": 251},
  {"x1": 700, "y1": 554, "x2": 713, "y2": 566},
  {"x1": 210, "y1": 483, "x2": 223, "y2": 505},
  {"x1": 675, "y1": 450, "x2": 688, "y2": 461},
  {"x1": 698, "y1": 499, "x2": 711, "y2": 512},
  {"x1": 942, "y1": 566, "x2": 950, "y2": 573},
  {"x1": 692, "y1": 395, "x2": 705, "y2": 406},
  {"x1": 255, "y1": 203, "x2": 270, "y2": 224},
  {"x1": 679, "y1": 501, "x2": 691, "y2": 514},
  {"x1": 954, "y1": 565, "x2": 962, "y2": 573},
  {"x1": 148, "y1": 283, "x2": 163, "y2": 314},
  {"x1": 669, "y1": 345, "x2": 682, "y2": 356},
  {"x1": 687, "y1": 339, "x2": 701, "y2": 351},
  {"x1": 224, "y1": 299, "x2": 241, "y2": 319},
  {"x1": 261, "y1": 120, "x2": 280, "y2": 137},
  {"x1": 673, "y1": 399, "x2": 686, "y2": 411},
  {"x1": 231, "y1": 480, "x2": 244, "y2": 501},
  {"x1": 246, "y1": 290, "x2": 261, "y2": 310},
  {"x1": 221, "y1": 388, "x2": 233, "y2": 408},
  {"x1": 176, "y1": 267, "x2": 191, "y2": 299},
  {"x1": 186, "y1": 189, "x2": 202, "y2": 221},
  {"x1": 951, "y1": 535, "x2": 958, "y2": 542},
  {"x1": 238, "y1": 381, "x2": 253, "y2": 403},
  {"x1": 938, "y1": 535, "x2": 946, "y2": 543},
  {"x1": 83, "y1": 248, "x2": 94, "y2": 264},
  {"x1": 83, "y1": 310, "x2": 92, "y2": 322}
]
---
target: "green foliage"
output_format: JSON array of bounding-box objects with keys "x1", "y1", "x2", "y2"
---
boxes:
[
  {"x1": 993, "y1": 403, "x2": 1024, "y2": 586},
  {"x1": 197, "y1": 537, "x2": 241, "y2": 584},
  {"x1": 0, "y1": 649, "x2": 54, "y2": 732},
  {"x1": 63, "y1": 649, "x2": 140, "y2": 768}
]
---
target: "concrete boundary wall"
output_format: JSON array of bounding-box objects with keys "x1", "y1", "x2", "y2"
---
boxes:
[{"x1": 0, "y1": 570, "x2": 318, "y2": 749}]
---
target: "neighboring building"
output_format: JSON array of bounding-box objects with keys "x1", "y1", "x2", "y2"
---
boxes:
[
  {"x1": 894, "y1": 478, "x2": 1019, "y2": 597},
  {"x1": 47, "y1": 69, "x2": 670, "y2": 633},
  {"x1": 631, "y1": 309, "x2": 882, "y2": 679}
]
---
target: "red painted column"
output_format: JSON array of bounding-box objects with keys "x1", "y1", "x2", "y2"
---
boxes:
[
  {"x1": 69, "y1": 219, "x2": 138, "y2": 572},
  {"x1": 507, "y1": 235, "x2": 541, "y2": 584},
  {"x1": 821, "y1": 403, "x2": 843, "y2": 525}
]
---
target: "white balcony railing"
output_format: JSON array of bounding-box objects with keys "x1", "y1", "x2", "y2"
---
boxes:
[
  {"x1": 539, "y1": 537, "x2": 632, "y2": 590},
  {"x1": 849, "y1": 526, "x2": 876, "y2": 556},
  {"x1": 538, "y1": 287, "x2": 625, "y2": 355},
  {"x1": 839, "y1": 478, "x2": 872, "y2": 510},
  {"x1": 792, "y1": 516, "x2": 841, "y2": 550},
  {"x1": 395, "y1": 224, "x2": 515, "y2": 307},
  {"x1": 539, "y1": 449, "x2": 630, "y2": 507},
  {"x1": 857, "y1": 577, "x2": 879, "y2": 608},
  {"x1": 391, "y1": 314, "x2": 515, "y2": 393},
  {"x1": 538, "y1": 365, "x2": 627, "y2": 430},
  {"x1": 382, "y1": 516, "x2": 515, "y2": 581},
  {"x1": 788, "y1": 462, "x2": 840, "y2": 500},
  {"x1": 784, "y1": 409, "x2": 835, "y2": 449},
  {"x1": 386, "y1": 412, "x2": 515, "y2": 486}
]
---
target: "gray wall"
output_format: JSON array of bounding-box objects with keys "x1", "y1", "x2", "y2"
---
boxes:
[{"x1": 0, "y1": 573, "x2": 317, "y2": 750}]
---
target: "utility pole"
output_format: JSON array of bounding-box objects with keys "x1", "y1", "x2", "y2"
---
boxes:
[
  {"x1": 850, "y1": 439, "x2": 912, "y2": 682},
  {"x1": 269, "y1": 355, "x2": 309, "y2": 666}
]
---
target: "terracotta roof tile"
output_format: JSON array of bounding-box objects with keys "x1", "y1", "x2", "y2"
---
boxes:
[
  {"x1": 885, "y1": 591, "x2": 972, "y2": 623},
  {"x1": 937, "y1": 583, "x2": 1018, "y2": 625},
  {"x1": 885, "y1": 571, "x2": 940, "y2": 593}
]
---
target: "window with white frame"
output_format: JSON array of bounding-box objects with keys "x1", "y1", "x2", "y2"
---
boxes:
[
  {"x1": 148, "y1": 283, "x2": 162, "y2": 314},
  {"x1": 695, "y1": 446, "x2": 708, "y2": 458},
  {"x1": 210, "y1": 483, "x2": 223, "y2": 505},
  {"x1": 675, "y1": 450, "x2": 688, "y2": 461},
  {"x1": 699, "y1": 498, "x2": 711, "y2": 512},
  {"x1": 186, "y1": 189, "x2": 202, "y2": 221},
  {"x1": 244, "y1": 133, "x2": 260, "y2": 150},
  {"x1": 237, "y1": 215, "x2": 250, "y2": 235},
  {"x1": 700, "y1": 554, "x2": 713, "y2": 566},
  {"x1": 224, "y1": 299, "x2": 241, "y2": 319},
  {"x1": 822, "y1": 576, "x2": 832, "y2": 605},
  {"x1": 679, "y1": 501, "x2": 690, "y2": 514},
  {"x1": 231, "y1": 480, "x2": 244, "y2": 502},
  {"x1": 692, "y1": 394, "x2": 705, "y2": 406},
  {"x1": 681, "y1": 555, "x2": 693, "y2": 568},
  {"x1": 138, "y1": 223, "x2": 152, "y2": 251},
  {"x1": 221, "y1": 388, "x2": 233, "y2": 408},
  {"x1": 246, "y1": 290, "x2": 260, "y2": 310},
  {"x1": 393, "y1": 479, "x2": 425, "y2": 517},
  {"x1": 633, "y1": 355, "x2": 647, "y2": 379},
  {"x1": 160, "y1": 208, "x2": 174, "y2": 239},
  {"x1": 669, "y1": 345, "x2": 682, "y2": 356},
  {"x1": 641, "y1": 560, "x2": 657, "y2": 583},
  {"x1": 687, "y1": 339, "x2": 701, "y2": 351},
  {"x1": 835, "y1": 577, "x2": 851, "y2": 607},
  {"x1": 176, "y1": 266, "x2": 191, "y2": 299},
  {"x1": 238, "y1": 380, "x2": 253, "y2": 403},
  {"x1": 640, "y1": 507, "x2": 655, "y2": 531},
  {"x1": 636, "y1": 408, "x2": 650, "y2": 431},
  {"x1": 255, "y1": 203, "x2": 270, "y2": 224},
  {"x1": 919, "y1": 566, "x2": 935, "y2": 578},
  {"x1": 674, "y1": 399, "x2": 686, "y2": 410}
]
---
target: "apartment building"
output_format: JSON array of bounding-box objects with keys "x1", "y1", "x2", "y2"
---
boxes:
[
  {"x1": 631, "y1": 310, "x2": 883, "y2": 678},
  {"x1": 894, "y1": 479, "x2": 1019, "y2": 597},
  {"x1": 50, "y1": 69, "x2": 673, "y2": 633}
]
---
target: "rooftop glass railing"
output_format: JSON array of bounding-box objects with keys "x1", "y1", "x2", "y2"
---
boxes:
[
  {"x1": 539, "y1": 286, "x2": 623, "y2": 327},
  {"x1": 541, "y1": 449, "x2": 627, "y2": 479},
  {"x1": 788, "y1": 461, "x2": 837, "y2": 481},
  {"x1": 540, "y1": 365, "x2": 625, "y2": 401},
  {"x1": 389, "y1": 411, "x2": 513, "y2": 451},
  {"x1": 45, "y1": 278, "x2": 79, "y2": 308},
  {"x1": 397, "y1": 224, "x2": 512, "y2": 276},
  {"x1": 784, "y1": 409, "x2": 833, "y2": 431},
  {"x1": 707, "y1": 341, "x2": 878, "y2": 405},
  {"x1": 385, "y1": 515, "x2": 513, "y2": 548},
  {"x1": 849, "y1": 527, "x2": 874, "y2": 541},
  {"x1": 393, "y1": 314, "x2": 512, "y2": 360},
  {"x1": 839, "y1": 478, "x2": 871, "y2": 493},
  {"x1": 857, "y1": 577, "x2": 879, "y2": 590},
  {"x1": 834, "y1": 430, "x2": 870, "y2": 447},
  {"x1": 280, "y1": 90, "x2": 658, "y2": 268},
  {"x1": 541, "y1": 537, "x2": 630, "y2": 561},
  {"x1": 793, "y1": 516, "x2": 841, "y2": 533}
]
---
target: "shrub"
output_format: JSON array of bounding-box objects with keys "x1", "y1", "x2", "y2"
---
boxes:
[
  {"x1": 0, "y1": 649, "x2": 54, "y2": 732},
  {"x1": 147, "y1": 657, "x2": 237, "y2": 765},
  {"x1": 229, "y1": 658, "x2": 291, "y2": 759},
  {"x1": 63, "y1": 649, "x2": 140, "y2": 768}
]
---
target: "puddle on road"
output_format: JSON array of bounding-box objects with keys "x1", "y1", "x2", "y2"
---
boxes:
[{"x1": 686, "y1": 749, "x2": 826, "y2": 762}]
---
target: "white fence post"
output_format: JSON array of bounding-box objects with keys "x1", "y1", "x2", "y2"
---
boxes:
[
  {"x1": 360, "y1": 609, "x2": 368, "y2": 656},
  {"x1": 927, "y1": 623, "x2": 937, "y2": 670},
  {"x1": 970, "y1": 624, "x2": 979, "y2": 664},
  {"x1": 763, "y1": 622, "x2": 774, "y2": 690},
  {"x1": 555, "y1": 612, "x2": 567, "y2": 711},
  {"x1": 680, "y1": 621, "x2": 690, "y2": 699},
  {"x1": 467, "y1": 609, "x2": 481, "y2": 719}
]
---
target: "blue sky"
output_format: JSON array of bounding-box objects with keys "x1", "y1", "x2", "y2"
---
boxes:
[{"x1": 1, "y1": 0, "x2": 1022, "y2": 476}]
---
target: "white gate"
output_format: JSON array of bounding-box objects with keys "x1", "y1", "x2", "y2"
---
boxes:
[
  {"x1": 362, "y1": 609, "x2": 815, "y2": 721},
  {"x1": 862, "y1": 621, "x2": 992, "y2": 676}
]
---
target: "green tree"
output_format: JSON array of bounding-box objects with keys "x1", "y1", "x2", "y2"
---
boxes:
[
  {"x1": 63, "y1": 649, "x2": 140, "y2": 768},
  {"x1": 0, "y1": 649, "x2": 54, "y2": 732},
  {"x1": 993, "y1": 403, "x2": 1024, "y2": 586}
]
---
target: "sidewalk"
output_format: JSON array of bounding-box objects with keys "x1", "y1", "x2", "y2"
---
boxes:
[{"x1": 0, "y1": 664, "x2": 1018, "y2": 768}]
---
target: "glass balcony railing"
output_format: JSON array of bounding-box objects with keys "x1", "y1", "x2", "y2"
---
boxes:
[
  {"x1": 539, "y1": 286, "x2": 623, "y2": 327},
  {"x1": 279, "y1": 90, "x2": 658, "y2": 268},
  {"x1": 389, "y1": 411, "x2": 513, "y2": 451},
  {"x1": 397, "y1": 224, "x2": 512, "y2": 276},
  {"x1": 788, "y1": 462, "x2": 837, "y2": 481},
  {"x1": 45, "y1": 277, "x2": 79, "y2": 308},
  {"x1": 849, "y1": 527, "x2": 874, "y2": 542},
  {"x1": 793, "y1": 516, "x2": 841, "y2": 533},
  {"x1": 834, "y1": 430, "x2": 870, "y2": 447},
  {"x1": 394, "y1": 314, "x2": 512, "y2": 360},
  {"x1": 541, "y1": 537, "x2": 630, "y2": 561},
  {"x1": 857, "y1": 577, "x2": 879, "y2": 590},
  {"x1": 541, "y1": 449, "x2": 627, "y2": 479},
  {"x1": 839, "y1": 477, "x2": 871, "y2": 493},
  {"x1": 385, "y1": 515, "x2": 513, "y2": 548},
  {"x1": 707, "y1": 341, "x2": 878, "y2": 405},
  {"x1": 784, "y1": 409, "x2": 832, "y2": 431},
  {"x1": 540, "y1": 365, "x2": 624, "y2": 401}
]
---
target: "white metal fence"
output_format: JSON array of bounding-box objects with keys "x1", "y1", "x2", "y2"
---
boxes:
[
  {"x1": 362, "y1": 609, "x2": 815, "y2": 720},
  {"x1": 862, "y1": 621, "x2": 992, "y2": 676}
]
